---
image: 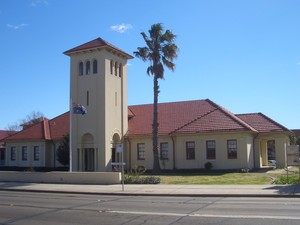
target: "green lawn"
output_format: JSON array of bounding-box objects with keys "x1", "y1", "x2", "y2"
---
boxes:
[
  {"x1": 126, "y1": 168, "x2": 299, "y2": 185},
  {"x1": 157, "y1": 172, "x2": 280, "y2": 185}
]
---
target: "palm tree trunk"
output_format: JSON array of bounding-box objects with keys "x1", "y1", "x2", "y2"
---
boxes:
[{"x1": 152, "y1": 75, "x2": 160, "y2": 174}]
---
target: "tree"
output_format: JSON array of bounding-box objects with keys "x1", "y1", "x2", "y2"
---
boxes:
[
  {"x1": 133, "y1": 23, "x2": 178, "y2": 173},
  {"x1": 6, "y1": 111, "x2": 45, "y2": 131},
  {"x1": 56, "y1": 134, "x2": 70, "y2": 166}
]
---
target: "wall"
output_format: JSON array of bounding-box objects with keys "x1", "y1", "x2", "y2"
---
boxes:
[
  {"x1": 0, "y1": 171, "x2": 121, "y2": 184},
  {"x1": 5, "y1": 141, "x2": 47, "y2": 167},
  {"x1": 127, "y1": 132, "x2": 255, "y2": 171},
  {"x1": 174, "y1": 132, "x2": 254, "y2": 170}
]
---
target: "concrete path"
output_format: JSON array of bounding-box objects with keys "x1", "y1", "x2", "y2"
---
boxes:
[{"x1": 1, "y1": 182, "x2": 300, "y2": 197}]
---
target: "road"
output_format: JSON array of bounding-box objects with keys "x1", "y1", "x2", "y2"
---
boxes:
[{"x1": 1, "y1": 191, "x2": 300, "y2": 225}]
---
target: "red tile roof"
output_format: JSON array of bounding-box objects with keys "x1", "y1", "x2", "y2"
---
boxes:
[
  {"x1": 292, "y1": 129, "x2": 300, "y2": 136},
  {"x1": 2, "y1": 100, "x2": 290, "y2": 142},
  {"x1": 4, "y1": 112, "x2": 69, "y2": 142},
  {"x1": 236, "y1": 113, "x2": 289, "y2": 132},
  {"x1": 127, "y1": 99, "x2": 258, "y2": 137},
  {"x1": 49, "y1": 112, "x2": 69, "y2": 140},
  {"x1": 0, "y1": 130, "x2": 11, "y2": 140},
  {"x1": 63, "y1": 37, "x2": 134, "y2": 59}
]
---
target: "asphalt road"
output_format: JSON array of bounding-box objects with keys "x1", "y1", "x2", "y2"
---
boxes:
[{"x1": 1, "y1": 191, "x2": 300, "y2": 225}]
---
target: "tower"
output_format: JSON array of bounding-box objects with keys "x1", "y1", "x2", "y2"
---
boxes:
[{"x1": 64, "y1": 38, "x2": 133, "y2": 171}]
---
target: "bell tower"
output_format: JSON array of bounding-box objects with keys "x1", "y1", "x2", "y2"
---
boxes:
[{"x1": 64, "y1": 38, "x2": 133, "y2": 171}]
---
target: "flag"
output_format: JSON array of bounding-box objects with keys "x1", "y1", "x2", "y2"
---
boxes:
[{"x1": 73, "y1": 103, "x2": 87, "y2": 115}]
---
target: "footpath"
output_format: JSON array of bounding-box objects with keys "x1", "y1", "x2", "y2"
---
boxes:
[{"x1": 1, "y1": 182, "x2": 300, "y2": 197}]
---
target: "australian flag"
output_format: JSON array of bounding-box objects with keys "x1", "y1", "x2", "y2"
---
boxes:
[{"x1": 73, "y1": 103, "x2": 87, "y2": 115}]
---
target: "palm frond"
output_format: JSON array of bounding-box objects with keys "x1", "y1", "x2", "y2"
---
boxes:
[
  {"x1": 133, "y1": 47, "x2": 149, "y2": 62},
  {"x1": 162, "y1": 57, "x2": 175, "y2": 71},
  {"x1": 161, "y1": 29, "x2": 176, "y2": 43},
  {"x1": 162, "y1": 44, "x2": 178, "y2": 60}
]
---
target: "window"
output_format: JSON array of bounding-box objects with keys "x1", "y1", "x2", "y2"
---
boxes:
[
  {"x1": 227, "y1": 139, "x2": 237, "y2": 159},
  {"x1": 186, "y1": 141, "x2": 195, "y2": 160},
  {"x1": 93, "y1": 60, "x2": 97, "y2": 74},
  {"x1": 79, "y1": 62, "x2": 83, "y2": 76},
  {"x1": 206, "y1": 140, "x2": 216, "y2": 160},
  {"x1": 34, "y1": 146, "x2": 40, "y2": 161},
  {"x1": 114, "y1": 62, "x2": 118, "y2": 76},
  {"x1": 119, "y1": 63, "x2": 122, "y2": 77},
  {"x1": 87, "y1": 91, "x2": 89, "y2": 106},
  {"x1": 110, "y1": 60, "x2": 114, "y2": 74},
  {"x1": 137, "y1": 143, "x2": 145, "y2": 160},
  {"x1": 22, "y1": 146, "x2": 28, "y2": 161},
  {"x1": 86, "y1": 61, "x2": 90, "y2": 75},
  {"x1": 10, "y1": 147, "x2": 16, "y2": 161},
  {"x1": 160, "y1": 142, "x2": 168, "y2": 160}
]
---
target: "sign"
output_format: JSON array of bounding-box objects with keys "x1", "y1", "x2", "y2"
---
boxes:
[
  {"x1": 111, "y1": 162, "x2": 126, "y2": 166},
  {"x1": 116, "y1": 144, "x2": 123, "y2": 153}
]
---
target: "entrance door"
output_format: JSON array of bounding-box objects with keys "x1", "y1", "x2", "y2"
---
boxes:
[{"x1": 84, "y1": 148, "x2": 95, "y2": 171}]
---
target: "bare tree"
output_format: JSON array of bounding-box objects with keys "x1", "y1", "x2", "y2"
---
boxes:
[{"x1": 6, "y1": 111, "x2": 45, "y2": 131}]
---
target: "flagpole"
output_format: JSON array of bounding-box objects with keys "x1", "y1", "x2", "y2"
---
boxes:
[{"x1": 69, "y1": 98, "x2": 73, "y2": 172}]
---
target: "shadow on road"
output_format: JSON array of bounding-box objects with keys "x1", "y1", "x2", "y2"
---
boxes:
[{"x1": 264, "y1": 184, "x2": 300, "y2": 195}]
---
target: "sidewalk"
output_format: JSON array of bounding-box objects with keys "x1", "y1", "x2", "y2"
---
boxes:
[{"x1": 1, "y1": 182, "x2": 300, "y2": 197}]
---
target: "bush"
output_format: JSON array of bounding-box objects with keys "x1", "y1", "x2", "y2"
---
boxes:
[
  {"x1": 124, "y1": 165, "x2": 160, "y2": 184},
  {"x1": 274, "y1": 174, "x2": 300, "y2": 184},
  {"x1": 204, "y1": 162, "x2": 213, "y2": 170},
  {"x1": 124, "y1": 175, "x2": 160, "y2": 184}
]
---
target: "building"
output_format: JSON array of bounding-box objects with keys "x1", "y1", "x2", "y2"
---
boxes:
[
  {"x1": 0, "y1": 37, "x2": 292, "y2": 171},
  {"x1": 0, "y1": 130, "x2": 12, "y2": 166},
  {"x1": 2, "y1": 113, "x2": 69, "y2": 168}
]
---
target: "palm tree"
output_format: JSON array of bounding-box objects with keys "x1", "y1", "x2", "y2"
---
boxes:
[{"x1": 134, "y1": 23, "x2": 178, "y2": 173}]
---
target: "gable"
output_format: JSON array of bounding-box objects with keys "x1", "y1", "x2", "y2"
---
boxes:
[
  {"x1": 236, "y1": 113, "x2": 290, "y2": 132},
  {"x1": 3, "y1": 112, "x2": 69, "y2": 142},
  {"x1": 127, "y1": 99, "x2": 257, "y2": 137},
  {"x1": 63, "y1": 37, "x2": 133, "y2": 59}
]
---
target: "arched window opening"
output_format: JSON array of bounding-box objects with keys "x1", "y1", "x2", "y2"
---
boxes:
[
  {"x1": 86, "y1": 61, "x2": 90, "y2": 75},
  {"x1": 119, "y1": 63, "x2": 122, "y2": 77},
  {"x1": 87, "y1": 91, "x2": 89, "y2": 106},
  {"x1": 110, "y1": 60, "x2": 114, "y2": 75},
  {"x1": 79, "y1": 62, "x2": 83, "y2": 76},
  {"x1": 93, "y1": 60, "x2": 97, "y2": 74},
  {"x1": 114, "y1": 62, "x2": 118, "y2": 76}
]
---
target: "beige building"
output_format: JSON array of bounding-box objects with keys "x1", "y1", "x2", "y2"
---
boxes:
[{"x1": 0, "y1": 37, "x2": 292, "y2": 171}]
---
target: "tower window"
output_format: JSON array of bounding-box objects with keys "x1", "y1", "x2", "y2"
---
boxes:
[
  {"x1": 79, "y1": 62, "x2": 83, "y2": 76},
  {"x1": 86, "y1": 61, "x2": 90, "y2": 75},
  {"x1": 114, "y1": 62, "x2": 118, "y2": 76},
  {"x1": 93, "y1": 60, "x2": 97, "y2": 74},
  {"x1": 110, "y1": 60, "x2": 114, "y2": 75},
  {"x1": 119, "y1": 63, "x2": 122, "y2": 77},
  {"x1": 87, "y1": 91, "x2": 89, "y2": 106}
]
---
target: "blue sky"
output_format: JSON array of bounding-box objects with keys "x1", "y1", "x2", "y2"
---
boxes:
[{"x1": 1, "y1": 0, "x2": 300, "y2": 130}]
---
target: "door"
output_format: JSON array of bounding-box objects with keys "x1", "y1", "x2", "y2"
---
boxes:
[{"x1": 84, "y1": 148, "x2": 95, "y2": 171}]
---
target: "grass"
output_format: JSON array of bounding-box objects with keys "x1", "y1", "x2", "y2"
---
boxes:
[
  {"x1": 125, "y1": 167, "x2": 300, "y2": 185},
  {"x1": 158, "y1": 172, "x2": 276, "y2": 185},
  {"x1": 156, "y1": 168, "x2": 299, "y2": 185}
]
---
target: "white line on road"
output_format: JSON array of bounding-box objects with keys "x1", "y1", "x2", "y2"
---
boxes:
[{"x1": 107, "y1": 210, "x2": 300, "y2": 220}]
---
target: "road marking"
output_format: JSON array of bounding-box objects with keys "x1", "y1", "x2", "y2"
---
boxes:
[{"x1": 107, "y1": 210, "x2": 300, "y2": 220}]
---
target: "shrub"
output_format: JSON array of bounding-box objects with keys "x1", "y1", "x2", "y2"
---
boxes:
[
  {"x1": 124, "y1": 175, "x2": 160, "y2": 184},
  {"x1": 274, "y1": 174, "x2": 300, "y2": 184},
  {"x1": 204, "y1": 162, "x2": 213, "y2": 170},
  {"x1": 124, "y1": 165, "x2": 160, "y2": 184}
]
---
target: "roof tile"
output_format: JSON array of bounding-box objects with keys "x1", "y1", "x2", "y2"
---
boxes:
[
  {"x1": 63, "y1": 37, "x2": 133, "y2": 59},
  {"x1": 236, "y1": 113, "x2": 289, "y2": 132}
]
